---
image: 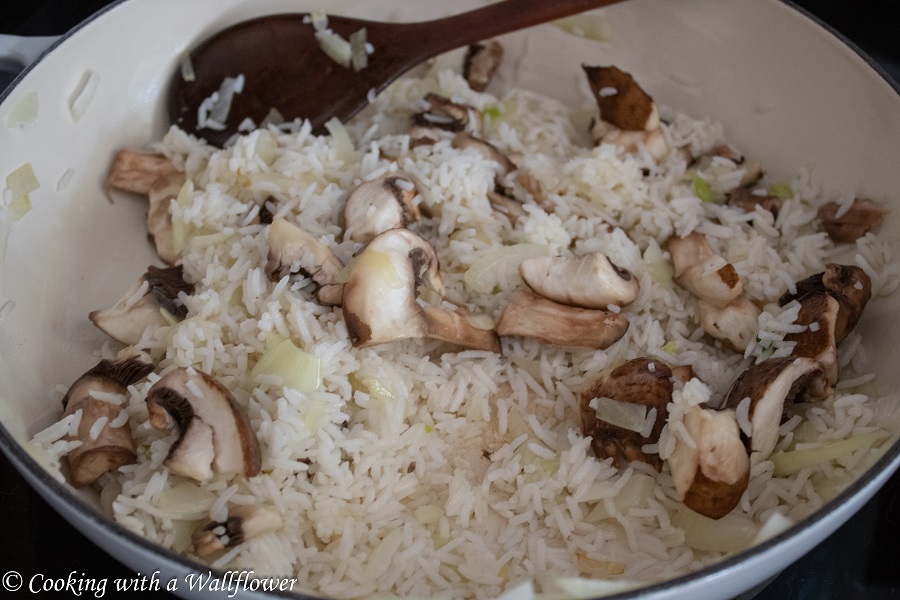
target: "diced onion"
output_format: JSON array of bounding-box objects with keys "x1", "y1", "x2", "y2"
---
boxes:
[
  {"x1": 6, "y1": 195, "x2": 31, "y2": 221},
  {"x1": 751, "y1": 511, "x2": 793, "y2": 546},
  {"x1": 639, "y1": 239, "x2": 674, "y2": 289},
  {"x1": 591, "y1": 396, "x2": 647, "y2": 433},
  {"x1": 463, "y1": 243, "x2": 551, "y2": 293},
  {"x1": 68, "y1": 69, "x2": 100, "y2": 122},
  {"x1": 180, "y1": 52, "x2": 196, "y2": 82},
  {"x1": 552, "y1": 14, "x2": 612, "y2": 41},
  {"x1": 4, "y1": 91, "x2": 39, "y2": 128},
  {"x1": 363, "y1": 527, "x2": 404, "y2": 581},
  {"x1": 324, "y1": 117, "x2": 355, "y2": 160},
  {"x1": 771, "y1": 431, "x2": 890, "y2": 476},
  {"x1": 157, "y1": 481, "x2": 217, "y2": 520},
  {"x1": 693, "y1": 176, "x2": 715, "y2": 203},
  {"x1": 672, "y1": 505, "x2": 758, "y2": 553},
  {"x1": 5, "y1": 162, "x2": 40, "y2": 198},
  {"x1": 550, "y1": 577, "x2": 642, "y2": 598},
  {"x1": 768, "y1": 183, "x2": 794, "y2": 200},
  {"x1": 251, "y1": 337, "x2": 322, "y2": 393},
  {"x1": 349, "y1": 28, "x2": 369, "y2": 72},
  {"x1": 315, "y1": 30, "x2": 352, "y2": 68}
]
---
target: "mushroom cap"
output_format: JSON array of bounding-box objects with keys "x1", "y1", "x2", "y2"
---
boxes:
[
  {"x1": 518, "y1": 252, "x2": 640, "y2": 309},
  {"x1": 451, "y1": 133, "x2": 516, "y2": 175},
  {"x1": 147, "y1": 172, "x2": 187, "y2": 265},
  {"x1": 669, "y1": 233, "x2": 742, "y2": 309},
  {"x1": 106, "y1": 149, "x2": 179, "y2": 195},
  {"x1": 583, "y1": 65, "x2": 658, "y2": 131},
  {"x1": 421, "y1": 305, "x2": 501, "y2": 353},
  {"x1": 697, "y1": 296, "x2": 761, "y2": 352},
  {"x1": 146, "y1": 368, "x2": 262, "y2": 482},
  {"x1": 463, "y1": 40, "x2": 504, "y2": 92},
  {"x1": 579, "y1": 357, "x2": 674, "y2": 470},
  {"x1": 727, "y1": 187, "x2": 782, "y2": 217},
  {"x1": 784, "y1": 293, "x2": 840, "y2": 384},
  {"x1": 668, "y1": 406, "x2": 750, "y2": 519},
  {"x1": 89, "y1": 265, "x2": 193, "y2": 345},
  {"x1": 341, "y1": 228, "x2": 443, "y2": 348},
  {"x1": 343, "y1": 176, "x2": 420, "y2": 244},
  {"x1": 193, "y1": 504, "x2": 283, "y2": 556},
  {"x1": 781, "y1": 264, "x2": 872, "y2": 343},
  {"x1": 265, "y1": 218, "x2": 344, "y2": 305},
  {"x1": 496, "y1": 290, "x2": 629, "y2": 350},
  {"x1": 413, "y1": 93, "x2": 482, "y2": 136},
  {"x1": 723, "y1": 356, "x2": 829, "y2": 459},
  {"x1": 817, "y1": 198, "x2": 887, "y2": 244}
]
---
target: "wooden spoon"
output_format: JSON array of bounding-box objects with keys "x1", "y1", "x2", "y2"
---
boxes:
[{"x1": 168, "y1": 0, "x2": 625, "y2": 146}]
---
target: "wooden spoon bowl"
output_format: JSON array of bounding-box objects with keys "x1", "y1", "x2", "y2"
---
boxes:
[{"x1": 167, "y1": 0, "x2": 624, "y2": 146}]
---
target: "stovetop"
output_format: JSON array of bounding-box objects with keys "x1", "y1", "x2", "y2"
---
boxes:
[{"x1": 1, "y1": 1, "x2": 899, "y2": 599}]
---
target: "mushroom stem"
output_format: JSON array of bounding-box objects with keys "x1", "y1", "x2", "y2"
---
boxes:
[
  {"x1": 496, "y1": 290, "x2": 629, "y2": 349},
  {"x1": 146, "y1": 368, "x2": 262, "y2": 483},
  {"x1": 669, "y1": 232, "x2": 742, "y2": 309},
  {"x1": 62, "y1": 348, "x2": 154, "y2": 487},
  {"x1": 192, "y1": 505, "x2": 283, "y2": 557}
]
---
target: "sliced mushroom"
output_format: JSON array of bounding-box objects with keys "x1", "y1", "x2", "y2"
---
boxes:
[
  {"x1": 669, "y1": 232, "x2": 742, "y2": 309},
  {"x1": 265, "y1": 218, "x2": 345, "y2": 306},
  {"x1": 727, "y1": 187, "x2": 782, "y2": 218},
  {"x1": 496, "y1": 290, "x2": 629, "y2": 349},
  {"x1": 698, "y1": 145, "x2": 763, "y2": 187},
  {"x1": 780, "y1": 264, "x2": 871, "y2": 343},
  {"x1": 147, "y1": 171, "x2": 188, "y2": 265},
  {"x1": 667, "y1": 406, "x2": 750, "y2": 519},
  {"x1": 463, "y1": 40, "x2": 504, "y2": 92},
  {"x1": 413, "y1": 93, "x2": 483, "y2": 135},
  {"x1": 817, "y1": 198, "x2": 887, "y2": 243},
  {"x1": 192, "y1": 505, "x2": 283, "y2": 556},
  {"x1": 783, "y1": 293, "x2": 840, "y2": 384},
  {"x1": 146, "y1": 367, "x2": 262, "y2": 483},
  {"x1": 583, "y1": 65, "x2": 658, "y2": 131},
  {"x1": 579, "y1": 358, "x2": 675, "y2": 470},
  {"x1": 697, "y1": 296, "x2": 761, "y2": 352},
  {"x1": 61, "y1": 348, "x2": 154, "y2": 487},
  {"x1": 90, "y1": 265, "x2": 194, "y2": 345},
  {"x1": 343, "y1": 175, "x2": 420, "y2": 243},
  {"x1": 341, "y1": 228, "x2": 499, "y2": 351},
  {"x1": 486, "y1": 190, "x2": 527, "y2": 220},
  {"x1": 518, "y1": 252, "x2": 640, "y2": 309},
  {"x1": 107, "y1": 149, "x2": 180, "y2": 195},
  {"x1": 452, "y1": 133, "x2": 516, "y2": 174},
  {"x1": 722, "y1": 356, "x2": 829, "y2": 460},
  {"x1": 590, "y1": 121, "x2": 670, "y2": 162}
]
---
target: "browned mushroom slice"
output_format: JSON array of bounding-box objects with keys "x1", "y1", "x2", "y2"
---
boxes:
[
  {"x1": 496, "y1": 290, "x2": 629, "y2": 349},
  {"x1": 668, "y1": 406, "x2": 750, "y2": 519},
  {"x1": 783, "y1": 293, "x2": 840, "y2": 384},
  {"x1": 107, "y1": 149, "x2": 180, "y2": 195},
  {"x1": 90, "y1": 265, "x2": 194, "y2": 345},
  {"x1": 146, "y1": 368, "x2": 262, "y2": 482},
  {"x1": 817, "y1": 198, "x2": 887, "y2": 243},
  {"x1": 579, "y1": 358, "x2": 675, "y2": 470},
  {"x1": 463, "y1": 40, "x2": 504, "y2": 92},
  {"x1": 700, "y1": 145, "x2": 763, "y2": 187},
  {"x1": 518, "y1": 252, "x2": 640, "y2": 309},
  {"x1": 413, "y1": 93, "x2": 483, "y2": 135},
  {"x1": 341, "y1": 228, "x2": 498, "y2": 351},
  {"x1": 669, "y1": 232, "x2": 742, "y2": 309},
  {"x1": 486, "y1": 190, "x2": 527, "y2": 220},
  {"x1": 697, "y1": 296, "x2": 761, "y2": 352},
  {"x1": 779, "y1": 264, "x2": 872, "y2": 343},
  {"x1": 62, "y1": 348, "x2": 154, "y2": 487},
  {"x1": 265, "y1": 218, "x2": 345, "y2": 306},
  {"x1": 344, "y1": 175, "x2": 420, "y2": 243},
  {"x1": 727, "y1": 187, "x2": 783, "y2": 218},
  {"x1": 722, "y1": 356, "x2": 829, "y2": 460},
  {"x1": 583, "y1": 65, "x2": 658, "y2": 131},
  {"x1": 147, "y1": 171, "x2": 188, "y2": 265},
  {"x1": 193, "y1": 505, "x2": 283, "y2": 556}
]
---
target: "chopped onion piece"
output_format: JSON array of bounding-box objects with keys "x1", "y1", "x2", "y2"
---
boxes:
[
  {"x1": 768, "y1": 183, "x2": 794, "y2": 200},
  {"x1": 463, "y1": 243, "x2": 551, "y2": 293},
  {"x1": 157, "y1": 481, "x2": 217, "y2": 520},
  {"x1": 591, "y1": 396, "x2": 647, "y2": 433},
  {"x1": 309, "y1": 10, "x2": 328, "y2": 31},
  {"x1": 771, "y1": 431, "x2": 891, "y2": 476},
  {"x1": 180, "y1": 51, "x2": 196, "y2": 82},
  {"x1": 672, "y1": 505, "x2": 758, "y2": 553},
  {"x1": 251, "y1": 337, "x2": 322, "y2": 393},
  {"x1": 4, "y1": 91, "x2": 38, "y2": 128},
  {"x1": 68, "y1": 69, "x2": 100, "y2": 122},
  {"x1": 552, "y1": 14, "x2": 613, "y2": 41},
  {"x1": 57, "y1": 168, "x2": 75, "y2": 191},
  {"x1": 550, "y1": 577, "x2": 642, "y2": 598},
  {"x1": 349, "y1": 28, "x2": 369, "y2": 72},
  {"x1": 315, "y1": 30, "x2": 352, "y2": 68},
  {"x1": 5, "y1": 162, "x2": 40, "y2": 198},
  {"x1": 363, "y1": 527, "x2": 403, "y2": 581},
  {"x1": 693, "y1": 176, "x2": 715, "y2": 203},
  {"x1": 324, "y1": 117, "x2": 355, "y2": 160},
  {"x1": 7, "y1": 195, "x2": 31, "y2": 221},
  {"x1": 751, "y1": 511, "x2": 793, "y2": 546}
]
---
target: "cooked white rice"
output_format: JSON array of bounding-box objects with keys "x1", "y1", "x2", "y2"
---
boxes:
[{"x1": 33, "y1": 56, "x2": 900, "y2": 600}]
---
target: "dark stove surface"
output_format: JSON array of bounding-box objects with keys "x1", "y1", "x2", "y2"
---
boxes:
[{"x1": 1, "y1": 1, "x2": 899, "y2": 599}]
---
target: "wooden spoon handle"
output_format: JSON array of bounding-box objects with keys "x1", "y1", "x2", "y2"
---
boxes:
[{"x1": 402, "y1": 0, "x2": 624, "y2": 58}]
